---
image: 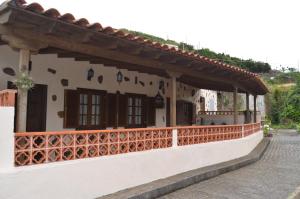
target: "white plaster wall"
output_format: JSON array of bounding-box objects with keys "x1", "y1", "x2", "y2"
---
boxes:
[
  {"x1": 0, "y1": 45, "x2": 170, "y2": 130},
  {"x1": 0, "y1": 107, "x2": 14, "y2": 171},
  {"x1": 0, "y1": 131, "x2": 263, "y2": 199},
  {"x1": 220, "y1": 91, "x2": 265, "y2": 120},
  {"x1": 175, "y1": 83, "x2": 217, "y2": 112},
  {"x1": 197, "y1": 112, "x2": 262, "y2": 125},
  {"x1": 0, "y1": 45, "x2": 222, "y2": 131},
  {"x1": 197, "y1": 115, "x2": 245, "y2": 125}
]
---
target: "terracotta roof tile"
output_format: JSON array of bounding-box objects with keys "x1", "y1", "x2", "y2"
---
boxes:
[
  {"x1": 87, "y1": 23, "x2": 103, "y2": 31},
  {"x1": 73, "y1": 18, "x2": 89, "y2": 27},
  {"x1": 43, "y1": 8, "x2": 60, "y2": 18},
  {"x1": 59, "y1": 13, "x2": 75, "y2": 23},
  {"x1": 102, "y1": 26, "x2": 114, "y2": 34},
  {"x1": 5, "y1": 0, "x2": 267, "y2": 92},
  {"x1": 25, "y1": 2, "x2": 43, "y2": 13}
]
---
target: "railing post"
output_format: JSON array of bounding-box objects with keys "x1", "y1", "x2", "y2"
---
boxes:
[
  {"x1": 172, "y1": 128, "x2": 178, "y2": 147},
  {"x1": 242, "y1": 125, "x2": 245, "y2": 138},
  {"x1": 0, "y1": 90, "x2": 16, "y2": 171}
]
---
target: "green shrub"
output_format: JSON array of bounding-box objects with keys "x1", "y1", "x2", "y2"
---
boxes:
[{"x1": 296, "y1": 124, "x2": 300, "y2": 133}]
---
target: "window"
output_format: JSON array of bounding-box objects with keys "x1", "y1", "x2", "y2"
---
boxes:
[
  {"x1": 78, "y1": 89, "x2": 105, "y2": 129},
  {"x1": 79, "y1": 93, "x2": 101, "y2": 126},
  {"x1": 64, "y1": 90, "x2": 155, "y2": 129},
  {"x1": 79, "y1": 93, "x2": 88, "y2": 126},
  {"x1": 127, "y1": 95, "x2": 144, "y2": 127}
]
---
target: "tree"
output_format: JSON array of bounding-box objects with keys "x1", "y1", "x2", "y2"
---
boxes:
[{"x1": 281, "y1": 76, "x2": 300, "y2": 123}]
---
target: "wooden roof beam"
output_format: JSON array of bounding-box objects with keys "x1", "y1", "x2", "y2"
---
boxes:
[{"x1": 0, "y1": 24, "x2": 259, "y2": 94}]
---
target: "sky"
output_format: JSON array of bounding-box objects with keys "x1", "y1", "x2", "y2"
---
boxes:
[{"x1": 25, "y1": 0, "x2": 300, "y2": 70}]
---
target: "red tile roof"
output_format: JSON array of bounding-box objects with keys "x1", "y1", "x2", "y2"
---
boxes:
[{"x1": 3, "y1": 0, "x2": 268, "y2": 93}]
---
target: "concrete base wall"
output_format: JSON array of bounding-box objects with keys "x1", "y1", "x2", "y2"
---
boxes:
[
  {"x1": 0, "y1": 107, "x2": 14, "y2": 171},
  {"x1": 0, "y1": 131, "x2": 263, "y2": 199}
]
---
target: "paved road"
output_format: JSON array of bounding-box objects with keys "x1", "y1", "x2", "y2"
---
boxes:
[{"x1": 159, "y1": 130, "x2": 300, "y2": 199}]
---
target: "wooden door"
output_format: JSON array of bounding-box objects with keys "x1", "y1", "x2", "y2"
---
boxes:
[
  {"x1": 26, "y1": 84, "x2": 48, "y2": 132},
  {"x1": 200, "y1": 97, "x2": 205, "y2": 111},
  {"x1": 176, "y1": 100, "x2": 193, "y2": 126},
  {"x1": 7, "y1": 81, "x2": 17, "y2": 132}
]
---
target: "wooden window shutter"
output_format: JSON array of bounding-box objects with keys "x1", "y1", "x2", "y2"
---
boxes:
[
  {"x1": 64, "y1": 89, "x2": 79, "y2": 128},
  {"x1": 147, "y1": 97, "x2": 156, "y2": 126},
  {"x1": 118, "y1": 94, "x2": 127, "y2": 127},
  {"x1": 192, "y1": 103, "x2": 196, "y2": 124},
  {"x1": 107, "y1": 93, "x2": 117, "y2": 127},
  {"x1": 142, "y1": 97, "x2": 147, "y2": 127}
]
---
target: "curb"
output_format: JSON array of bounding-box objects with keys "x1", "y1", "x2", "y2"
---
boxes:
[{"x1": 99, "y1": 138, "x2": 270, "y2": 199}]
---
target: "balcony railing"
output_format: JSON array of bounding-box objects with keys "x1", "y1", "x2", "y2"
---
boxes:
[
  {"x1": 14, "y1": 123, "x2": 261, "y2": 166},
  {"x1": 198, "y1": 111, "x2": 260, "y2": 116}
]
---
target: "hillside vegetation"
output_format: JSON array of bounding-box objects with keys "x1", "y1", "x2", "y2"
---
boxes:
[
  {"x1": 122, "y1": 29, "x2": 271, "y2": 73},
  {"x1": 263, "y1": 72, "x2": 300, "y2": 127}
]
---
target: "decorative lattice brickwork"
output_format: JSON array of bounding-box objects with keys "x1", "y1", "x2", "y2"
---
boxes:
[
  {"x1": 14, "y1": 123, "x2": 261, "y2": 166},
  {"x1": 177, "y1": 123, "x2": 260, "y2": 146},
  {"x1": 15, "y1": 128, "x2": 173, "y2": 166}
]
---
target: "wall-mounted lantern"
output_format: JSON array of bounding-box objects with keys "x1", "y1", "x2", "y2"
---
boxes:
[
  {"x1": 87, "y1": 68, "x2": 94, "y2": 81},
  {"x1": 159, "y1": 80, "x2": 164, "y2": 90},
  {"x1": 154, "y1": 92, "x2": 165, "y2": 108},
  {"x1": 117, "y1": 70, "x2": 123, "y2": 84}
]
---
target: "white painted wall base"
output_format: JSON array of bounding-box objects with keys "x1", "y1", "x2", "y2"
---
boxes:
[
  {"x1": 0, "y1": 107, "x2": 14, "y2": 171},
  {"x1": 0, "y1": 131, "x2": 263, "y2": 199}
]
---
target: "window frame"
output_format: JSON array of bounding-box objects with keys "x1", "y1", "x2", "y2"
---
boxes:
[
  {"x1": 126, "y1": 93, "x2": 146, "y2": 128},
  {"x1": 77, "y1": 88, "x2": 107, "y2": 130}
]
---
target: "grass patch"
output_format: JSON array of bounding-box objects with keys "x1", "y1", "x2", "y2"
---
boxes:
[{"x1": 271, "y1": 123, "x2": 297, "y2": 129}]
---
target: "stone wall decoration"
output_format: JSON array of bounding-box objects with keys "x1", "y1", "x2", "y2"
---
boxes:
[
  {"x1": 52, "y1": 95, "x2": 57, "y2": 101},
  {"x1": 57, "y1": 111, "x2": 64, "y2": 118},
  {"x1": 124, "y1": 76, "x2": 130, "y2": 82},
  {"x1": 98, "y1": 75, "x2": 103, "y2": 84},
  {"x1": 139, "y1": 81, "x2": 145, "y2": 87},
  {"x1": 154, "y1": 92, "x2": 164, "y2": 108},
  {"x1": 47, "y1": 68, "x2": 56, "y2": 74},
  {"x1": 150, "y1": 81, "x2": 153, "y2": 85},
  {"x1": 61, "y1": 79, "x2": 69, "y2": 87},
  {"x1": 3, "y1": 67, "x2": 15, "y2": 76}
]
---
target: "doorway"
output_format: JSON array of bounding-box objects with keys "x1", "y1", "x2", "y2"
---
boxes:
[
  {"x1": 7, "y1": 82, "x2": 48, "y2": 132},
  {"x1": 26, "y1": 84, "x2": 48, "y2": 132}
]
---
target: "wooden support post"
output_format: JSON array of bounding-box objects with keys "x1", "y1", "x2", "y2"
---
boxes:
[
  {"x1": 233, "y1": 87, "x2": 238, "y2": 124},
  {"x1": 254, "y1": 95, "x2": 257, "y2": 123},
  {"x1": 16, "y1": 49, "x2": 31, "y2": 132},
  {"x1": 246, "y1": 92, "x2": 250, "y2": 123},
  {"x1": 168, "y1": 71, "x2": 181, "y2": 127},
  {"x1": 170, "y1": 75, "x2": 177, "y2": 127}
]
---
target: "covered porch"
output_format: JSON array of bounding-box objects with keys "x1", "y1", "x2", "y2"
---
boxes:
[
  {"x1": 0, "y1": 1, "x2": 268, "y2": 198},
  {"x1": 0, "y1": 0, "x2": 268, "y2": 167},
  {"x1": 0, "y1": 0, "x2": 267, "y2": 133}
]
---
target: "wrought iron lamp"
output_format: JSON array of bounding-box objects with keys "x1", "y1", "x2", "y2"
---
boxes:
[
  {"x1": 87, "y1": 68, "x2": 94, "y2": 81},
  {"x1": 117, "y1": 70, "x2": 123, "y2": 84}
]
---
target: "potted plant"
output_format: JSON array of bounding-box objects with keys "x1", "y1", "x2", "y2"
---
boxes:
[{"x1": 14, "y1": 72, "x2": 34, "y2": 91}]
